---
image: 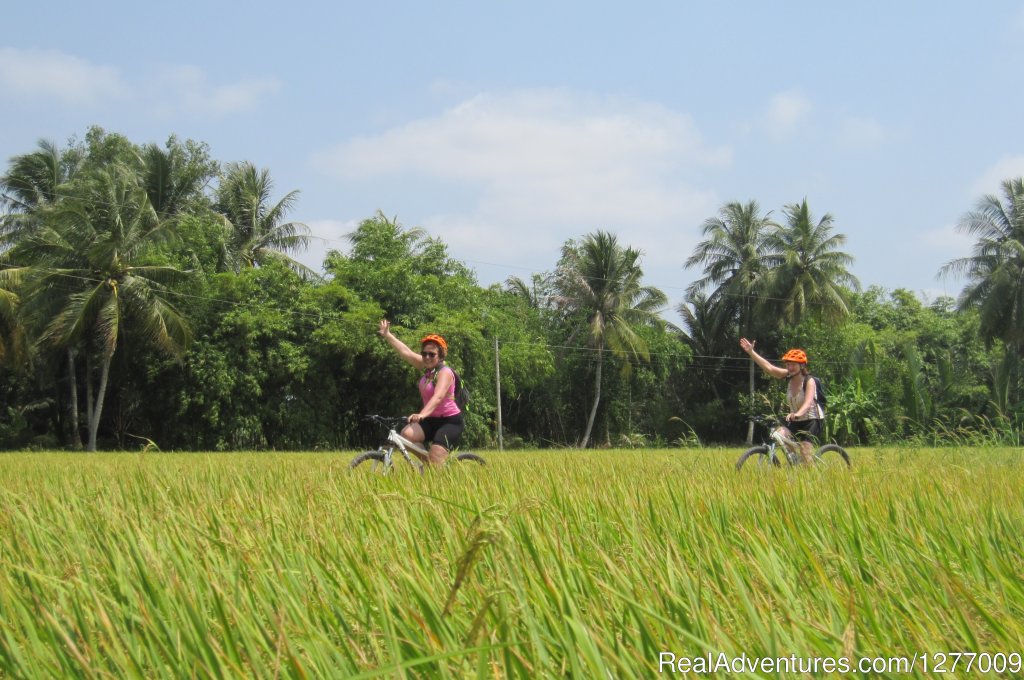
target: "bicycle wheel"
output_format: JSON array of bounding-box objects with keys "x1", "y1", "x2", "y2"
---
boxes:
[
  {"x1": 454, "y1": 452, "x2": 486, "y2": 465},
  {"x1": 350, "y1": 449, "x2": 388, "y2": 471},
  {"x1": 735, "y1": 445, "x2": 779, "y2": 471},
  {"x1": 813, "y1": 444, "x2": 851, "y2": 468}
]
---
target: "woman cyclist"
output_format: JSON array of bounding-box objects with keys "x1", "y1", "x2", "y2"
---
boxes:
[
  {"x1": 378, "y1": 320, "x2": 464, "y2": 466},
  {"x1": 739, "y1": 338, "x2": 823, "y2": 464}
]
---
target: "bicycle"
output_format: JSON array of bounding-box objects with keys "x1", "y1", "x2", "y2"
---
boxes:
[
  {"x1": 735, "y1": 415, "x2": 850, "y2": 471},
  {"x1": 349, "y1": 414, "x2": 487, "y2": 473}
]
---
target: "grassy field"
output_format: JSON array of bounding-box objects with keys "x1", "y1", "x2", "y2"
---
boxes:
[{"x1": 0, "y1": 447, "x2": 1022, "y2": 678}]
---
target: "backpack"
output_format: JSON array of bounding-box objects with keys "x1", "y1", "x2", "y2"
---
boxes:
[
  {"x1": 433, "y1": 364, "x2": 470, "y2": 411},
  {"x1": 804, "y1": 375, "x2": 827, "y2": 408},
  {"x1": 452, "y1": 368, "x2": 470, "y2": 411}
]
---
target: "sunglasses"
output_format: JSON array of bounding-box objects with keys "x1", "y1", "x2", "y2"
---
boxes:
[{"x1": 421, "y1": 351, "x2": 438, "y2": 358}]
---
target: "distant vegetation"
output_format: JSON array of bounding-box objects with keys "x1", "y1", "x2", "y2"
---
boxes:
[{"x1": 1, "y1": 127, "x2": 1022, "y2": 450}]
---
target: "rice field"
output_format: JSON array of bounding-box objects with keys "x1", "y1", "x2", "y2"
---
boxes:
[{"x1": 0, "y1": 447, "x2": 1022, "y2": 678}]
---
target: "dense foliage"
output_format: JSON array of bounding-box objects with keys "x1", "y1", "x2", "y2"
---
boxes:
[{"x1": 1, "y1": 128, "x2": 1020, "y2": 450}]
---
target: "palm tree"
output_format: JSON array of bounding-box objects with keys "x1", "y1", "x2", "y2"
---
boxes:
[
  {"x1": 214, "y1": 161, "x2": 313, "y2": 277},
  {"x1": 505, "y1": 273, "x2": 554, "y2": 310},
  {"x1": 685, "y1": 200, "x2": 776, "y2": 443},
  {"x1": 21, "y1": 163, "x2": 191, "y2": 451},
  {"x1": 685, "y1": 200, "x2": 777, "y2": 332},
  {"x1": 676, "y1": 290, "x2": 731, "y2": 401},
  {"x1": 1, "y1": 138, "x2": 85, "y2": 446},
  {"x1": 940, "y1": 178, "x2": 1024, "y2": 408},
  {"x1": 141, "y1": 138, "x2": 217, "y2": 218},
  {"x1": 1, "y1": 139, "x2": 84, "y2": 244},
  {"x1": 941, "y1": 178, "x2": 1024, "y2": 351},
  {"x1": 0, "y1": 269, "x2": 26, "y2": 366},
  {"x1": 764, "y1": 199, "x2": 859, "y2": 325},
  {"x1": 553, "y1": 231, "x2": 667, "y2": 448}
]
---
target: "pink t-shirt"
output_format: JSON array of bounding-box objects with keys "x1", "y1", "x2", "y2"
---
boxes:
[{"x1": 418, "y1": 366, "x2": 462, "y2": 417}]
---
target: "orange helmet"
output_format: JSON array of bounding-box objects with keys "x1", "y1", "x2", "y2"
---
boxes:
[
  {"x1": 420, "y1": 334, "x2": 448, "y2": 355},
  {"x1": 780, "y1": 348, "x2": 808, "y2": 364}
]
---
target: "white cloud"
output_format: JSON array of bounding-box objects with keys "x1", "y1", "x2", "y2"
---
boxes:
[
  {"x1": 837, "y1": 116, "x2": 887, "y2": 149},
  {"x1": 0, "y1": 47, "x2": 124, "y2": 105},
  {"x1": 313, "y1": 89, "x2": 729, "y2": 281},
  {"x1": 156, "y1": 65, "x2": 281, "y2": 116},
  {"x1": 765, "y1": 91, "x2": 811, "y2": 138},
  {"x1": 969, "y1": 155, "x2": 1024, "y2": 198}
]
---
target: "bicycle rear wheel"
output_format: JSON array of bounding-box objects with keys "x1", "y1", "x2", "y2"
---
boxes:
[
  {"x1": 454, "y1": 452, "x2": 486, "y2": 465},
  {"x1": 813, "y1": 444, "x2": 851, "y2": 468},
  {"x1": 735, "y1": 445, "x2": 779, "y2": 471}
]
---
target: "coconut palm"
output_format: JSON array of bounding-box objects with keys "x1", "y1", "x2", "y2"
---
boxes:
[
  {"x1": 214, "y1": 161, "x2": 314, "y2": 278},
  {"x1": 553, "y1": 231, "x2": 667, "y2": 448},
  {"x1": 685, "y1": 200, "x2": 776, "y2": 443},
  {"x1": 685, "y1": 200, "x2": 777, "y2": 334},
  {"x1": 940, "y1": 178, "x2": 1024, "y2": 351},
  {"x1": 764, "y1": 199, "x2": 859, "y2": 325},
  {"x1": 505, "y1": 273, "x2": 554, "y2": 310},
  {"x1": 941, "y1": 178, "x2": 1024, "y2": 409},
  {"x1": 1, "y1": 138, "x2": 86, "y2": 445},
  {"x1": 676, "y1": 290, "x2": 732, "y2": 401},
  {"x1": 0, "y1": 139, "x2": 84, "y2": 244},
  {"x1": 21, "y1": 163, "x2": 191, "y2": 451},
  {"x1": 141, "y1": 138, "x2": 217, "y2": 218},
  {"x1": 0, "y1": 269, "x2": 26, "y2": 366}
]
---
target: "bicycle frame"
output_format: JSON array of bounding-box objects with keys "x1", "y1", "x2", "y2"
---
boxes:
[
  {"x1": 379, "y1": 427, "x2": 430, "y2": 471},
  {"x1": 769, "y1": 425, "x2": 804, "y2": 465}
]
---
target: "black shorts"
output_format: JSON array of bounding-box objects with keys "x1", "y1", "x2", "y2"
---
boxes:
[
  {"x1": 788, "y1": 418, "x2": 822, "y2": 440},
  {"x1": 421, "y1": 414, "x2": 465, "y2": 451}
]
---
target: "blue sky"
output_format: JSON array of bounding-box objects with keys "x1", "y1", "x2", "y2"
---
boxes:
[{"x1": 4, "y1": 2, "x2": 1024, "y2": 320}]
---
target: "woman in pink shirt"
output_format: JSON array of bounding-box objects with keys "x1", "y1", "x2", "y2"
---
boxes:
[{"x1": 378, "y1": 320, "x2": 464, "y2": 466}]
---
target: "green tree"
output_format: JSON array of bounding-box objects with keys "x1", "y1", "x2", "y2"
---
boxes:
[
  {"x1": 141, "y1": 137, "x2": 218, "y2": 218},
  {"x1": 1, "y1": 137, "x2": 88, "y2": 446},
  {"x1": 941, "y1": 178, "x2": 1024, "y2": 351},
  {"x1": 940, "y1": 178, "x2": 1024, "y2": 416},
  {"x1": 554, "y1": 231, "x2": 667, "y2": 448},
  {"x1": 20, "y1": 163, "x2": 191, "y2": 450},
  {"x1": 505, "y1": 273, "x2": 554, "y2": 311},
  {"x1": 676, "y1": 290, "x2": 731, "y2": 401},
  {"x1": 328, "y1": 211, "x2": 477, "y2": 326},
  {"x1": 765, "y1": 198, "x2": 859, "y2": 325},
  {"x1": 214, "y1": 161, "x2": 313, "y2": 278},
  {"x1": 685, "y1": 200, "x2": 777, "y2": 443}
]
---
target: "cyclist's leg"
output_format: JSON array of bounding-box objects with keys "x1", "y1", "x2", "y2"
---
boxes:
[
  {"x1": 425, "y1": 416, "x2": 465, "y2": 466},
  {"x1": 401, "y1": 422, "x2": 430, "y2": 463},
  {"x1": 774, "y1": 424, "x2": 802, "y2": 459},
  {"x1": 791, "y1": 420, "x2": 820, "y2": 464}
]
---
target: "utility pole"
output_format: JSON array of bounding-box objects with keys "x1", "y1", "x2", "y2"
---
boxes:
[{"x1": 495, "y1": 336, "x2": 503, "y2": 451}]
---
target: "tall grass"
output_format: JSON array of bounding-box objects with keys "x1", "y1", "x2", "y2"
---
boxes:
[{"x1": 0, "y1": 448, "x2": 1022, "y2": 678}]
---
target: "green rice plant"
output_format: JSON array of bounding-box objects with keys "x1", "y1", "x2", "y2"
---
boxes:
[{"x1": 0, "y1": 449, "x2": 1021, "y2": 677}]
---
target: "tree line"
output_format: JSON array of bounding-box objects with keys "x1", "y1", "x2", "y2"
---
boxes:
[{"x1": 1, "y1": 127, "x2": 1021, "y2": 451}]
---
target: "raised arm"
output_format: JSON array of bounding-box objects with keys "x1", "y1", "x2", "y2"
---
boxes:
[
  {"x1": 379, "y1": 320, "x2": 425, "y2": 369},
  {"x1": 739, "y1": 338, "x2": 789, "y2": 380}
]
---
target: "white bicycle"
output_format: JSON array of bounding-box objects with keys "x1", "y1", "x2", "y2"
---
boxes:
[
  {"x1": 735, "y1": 415, "x2": 850, "y2": 471},
  {"x1": 349, "y1": 414, "x2": 486, "y2": 473}
]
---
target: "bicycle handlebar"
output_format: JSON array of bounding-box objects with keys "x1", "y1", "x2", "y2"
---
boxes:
[{"x1": 364, "y1": 414, "x2": 409, "y2": 429}]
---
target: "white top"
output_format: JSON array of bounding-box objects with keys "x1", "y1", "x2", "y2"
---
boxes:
[{"x1": 787, "y1": 377, "x2": 824, "y2": 421}]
